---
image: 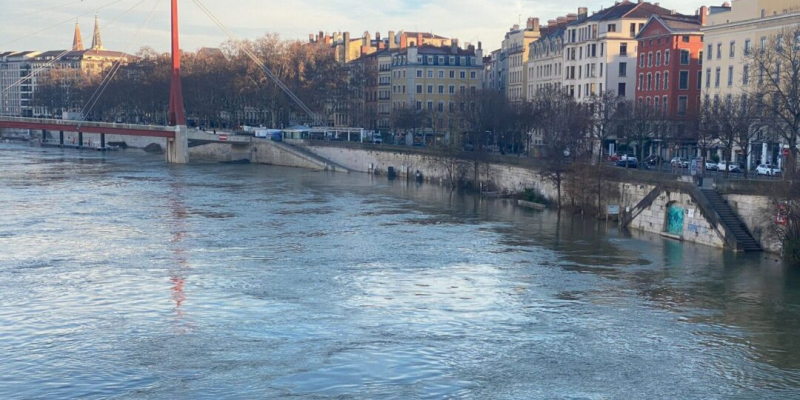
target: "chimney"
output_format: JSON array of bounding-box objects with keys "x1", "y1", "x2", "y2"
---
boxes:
[
  {"x1": 530, "y1": 17, "x2": 540, "y2": 32},
  {"x1": 478, "y1": 41, "x2": 482, "y2": 50},
  {"x1": 654, "y1": 2, "x2": 660, "y2": 6},
  {"x1": 309, "y1": 34, "x2": 315, "y2": 43},
  {"x1": 319, "y1": 31, "x2": 323, "y2": 41},
  {"x1": 557, "y1": 16, "x2": 567, "y2": 29},
  {"x1": 363, "y1": 31, "x2": 370, "y2": 47},
  {"x1": 699, "y1": 6, "x2": 708, "y2": 25},
  {"x1": 417, "y1": 32, "x2": 423, "y2": 47},
  {"x1": 548, "y1": 20, "x2": 557, "y2": 29},
  {"x1": 388, "y1": 30, "x2": 397, "y2": 49},
  {"x1": 512, "y1": 23, "x2": 520, "y2": 31},
  {"x1": 451, "y1": 38, "x2": 459, "y2": 54},
  {"x1": 578, "y1": 7, "x2": 588, "y2": 21},
  {"x1": 637, "y1": 0, "x2": 643, "y2": 3},
  {"x1": 343, "y1": 32, "x2": 351, "y2": 61},
  {"x1": 400, "y1": 34, "x2": 408, "y2": 49},
  {"x1": 566, "y1": 13, "x2": 578, "y2": 23}
]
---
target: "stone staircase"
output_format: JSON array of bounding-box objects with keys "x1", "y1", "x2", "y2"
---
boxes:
[{"x1": 700, "y1": 188, "x2": 762, "y2": 252}]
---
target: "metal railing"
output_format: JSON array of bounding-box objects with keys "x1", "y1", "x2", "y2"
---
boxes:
[{"x1": 0, "y1": 116, "x2": 174, "y2": 132}]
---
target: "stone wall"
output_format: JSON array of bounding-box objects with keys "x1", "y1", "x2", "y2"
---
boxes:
[
  {"x1": 299, "y1": 144, "x2": 559, "y2": 197},
  {"x1": 189, "y1": 141, "x2": 336, "y2": 171},
  {"x1": 626, "y1": 184, "x2": 726, "y2": 248},
  {"x1": 724, "y1": 194, "x2": 783, "y2": 252}
]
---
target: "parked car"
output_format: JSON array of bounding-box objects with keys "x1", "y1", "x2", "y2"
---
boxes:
[
  {"x1": 608, "y1": 154, "x2": 622, "y2": 162},
  {"x1": 616, "y1": 159, "x2": 638, "y2": 169},
  {"x1": 716, "y1": 161, "x2": 742, "y2": 173},
  {"x1": 671, "y1": 157, "x2": 689, "y2": 168},
  {"x1": 704, "y1": 160, "x2": 718, "y2": 171},
  {"x1": 270, "y1": 132, "x2": 283, "y2": 142},
  {"x1": 372, "y1": 133, "x2": 383, "y2": 144},
  {"x1": 756, "y1": 163, "x2": 782, "y2": 176}
]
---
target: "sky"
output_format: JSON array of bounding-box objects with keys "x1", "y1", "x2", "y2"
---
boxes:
[{"x1": 0, "y1": 0, "x2": 708, "y2": 54}]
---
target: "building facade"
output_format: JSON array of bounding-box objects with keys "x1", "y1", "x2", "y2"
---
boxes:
[
  {"x1": 0, "y1": 17, "x2": 127, "y2": 117},
  {"x1": 702, "y1": 0, "x2": 800, "y2": 167},
  {"x1": 561, "y1": 1, "x2": 675, "y2": 102},
  {"x1": 503, "y1": 19, "x2": 542, "y2": 101},
  {"x1": 390, "y1": 43, "x2": 483, "y2": 138},
  {"x1": 636, "y1": 12, "x2": 705, "y2": 124}
]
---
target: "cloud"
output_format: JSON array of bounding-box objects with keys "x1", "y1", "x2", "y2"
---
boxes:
[{"x1": 0, "y1": 0, "x2": 707, "y2": 53}]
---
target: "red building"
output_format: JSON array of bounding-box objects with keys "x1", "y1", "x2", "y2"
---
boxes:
[{"x1": 635, "y1": 9, "x2": 706, "y2": 140}]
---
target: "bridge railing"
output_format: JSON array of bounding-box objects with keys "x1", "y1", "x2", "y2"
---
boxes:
[{"x1": 0, "y1": 116, "x2": 174, "y2": 132}]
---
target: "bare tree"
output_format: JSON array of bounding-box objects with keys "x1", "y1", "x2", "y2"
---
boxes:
[
  {"x1": 589, "y1": 91, "x2": 625, "y2": 163},
  {"x1": 744, "y1": 26, "x2": 800, "y2": 179},
  {"x1": 532, "y1": 86, "x2": 591, "y2": 209}
]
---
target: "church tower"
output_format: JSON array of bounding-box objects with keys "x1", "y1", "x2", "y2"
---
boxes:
[
  {"x1": 72, "y1": 20, "x2": 84, "y2": 51},
  {"x1": 90, "y1": 14, "x2": 104, "y2": 51}
]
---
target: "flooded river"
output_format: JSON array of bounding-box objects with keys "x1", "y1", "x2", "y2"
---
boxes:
[{"x1": 1, "y1": 143, "x2": 799, "y2": 399}]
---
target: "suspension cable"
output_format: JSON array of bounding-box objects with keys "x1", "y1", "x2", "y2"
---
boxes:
[
  {"x1": 0, "y1": 0, "x2": 99, "y2": 24},
  {"x1": 190, "y1": 0, "x2": 322, "y2": 125},
  {"x1": 0, "y1": 0, "x2": 130, "y2": 49},
  {"x1": 82, "y1": 0, "x2": 163, "y2": 117},
  {"x1": 2, "y1": 0, "x2": 151, "y2": 96}
]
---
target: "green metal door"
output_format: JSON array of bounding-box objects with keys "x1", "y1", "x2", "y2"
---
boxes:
[{"x1": 667, "y1": 203, "x2": 685, "y2": 236}]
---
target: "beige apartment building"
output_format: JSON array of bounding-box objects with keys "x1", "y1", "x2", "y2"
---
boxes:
[
  {"x1": 390, "y1": 43, "x2": 483, "y2": 138},
  {"x1": 528, "y1": 16, "x2": 575, "y2": 98},
  {"x1": 703, "y1": 0, "x2": 800, "y2": 167},
  {"x1": 502, "y1": 19, "x2": 542, "y2": 102},
  {"x1": 561, "y1": 2, "x2": 674, "y2": 102}
]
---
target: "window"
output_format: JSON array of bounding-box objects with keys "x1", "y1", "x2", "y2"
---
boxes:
[
  {"x1": 648, "y1": 52, "x2": 653, "y2": 67},
  {"x1": 417, "y1": 70, "x2": 423, "y2": 78},
  {"x1": 449, "y1": 85, "x2": 455, "y2": 94},
  {"x1": 717, "y1": 43, "x2": 722, "y2": 59},
  {"x1": 679, "y1": 70, "x2": 689, "y2": 89},
  {"x1": 439, "y1": 70, "x2": 444, "y2": 78},
  {"x1": 619, "y1": 62, "x2": 627, "y2": 77},
  {"x1": 608, "y1": 23, "x2": 616, "y2": 32},
  {"x1": 707, "y1": 44, "x2": 712, "y2": 60},
  {"x1": 728, "y1": 66, "x2": 734, "y2": 86},
  {"x1": 715, "y1": 67, "x2": 720, "y2": 87},
  {"x1": 761, "y1": 36, "x2": 767, "y2": 53},
  {"x1": 698, "y1": 51, "x2": 703, "y2": 65},
  {"x1": 640, "y1": 54, "x2": 645, "y2": 68},
  {"x1": 638, "y1": 73, "x2": 644, "y2": 90},
  {"x1": 777, "y1": 34, "x2": 784, "y2": 52},
  {"x1": 620, "y1": 43, "x2": 627, "y2": 55},
  {"x1": 682, "y1": 35, "x2": 690, "y2": 43},
  {"x1": 460, "y1": 71, "x2": 466, "y2": 79},
  {"x1": 656, "y1": 51, "x2": 661, "y2": 66},
  {"x1": 697, "y1": 70, "x2": 702, "y2": 89},
  {"x1": 745, "y1": 39, "x2": 752, "y2": 55},
  {"x1": 654, "y1": 96, "x2": 661, "y2": 115},
  {"x1": 655, "y1": 72, "x2": 661, "y2": 90},
  {"x1": 630, "y1": 23, "x2": 636, "y2": 36},
  {"x1": 449, "y1": 71, "x2": 455, "y2": 78},
  {"x1": 729, "y1": 41, "x2": 736, "y2": 58},
  {"x1": 618, "y1": 82, "x2": 626, "y2": 97},
  {"x1": 438, "y1": 85, "x2": 444, "y2": 94},
  {"x1": 427, "y1": 85, "x2": 433, "y2": 94},
  {"x1": 416, "y1": 84, "x2": 422, "y2": 94},
  {"x1": 470, "y1": 71, "x2": 477, "y2": 79},
  {"x1": 665, "y1": 50, "x2": 670, "y2": 65},
  {"x1": 427, "y1": 101, "x2": 433, "y2": 111},
  {"x1": 427, "y1": 70, "x2": 433, "y2": 78},
  {"x1": 743, "y1": 65, "x2": 749, "y2": 85},
  {"x1": 680, "y1": 50, "x2": 690, "y2": 65},
  {"x1": 663, "y1": 96, "x2": 668, "y2": 117},
  {"x1": 678, "y1": 96, "x2": 688, "y2": 116},
  {"x1": 664, "y1": 71, "x2": 669, "y2": 89},
  {"x1": 647, "y1": 73, "x2": 652, "y2": 91}
]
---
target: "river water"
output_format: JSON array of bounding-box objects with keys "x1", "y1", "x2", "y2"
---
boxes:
[{"x1": 1, "y1": 143, "x2": 799, "y2": 399}]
